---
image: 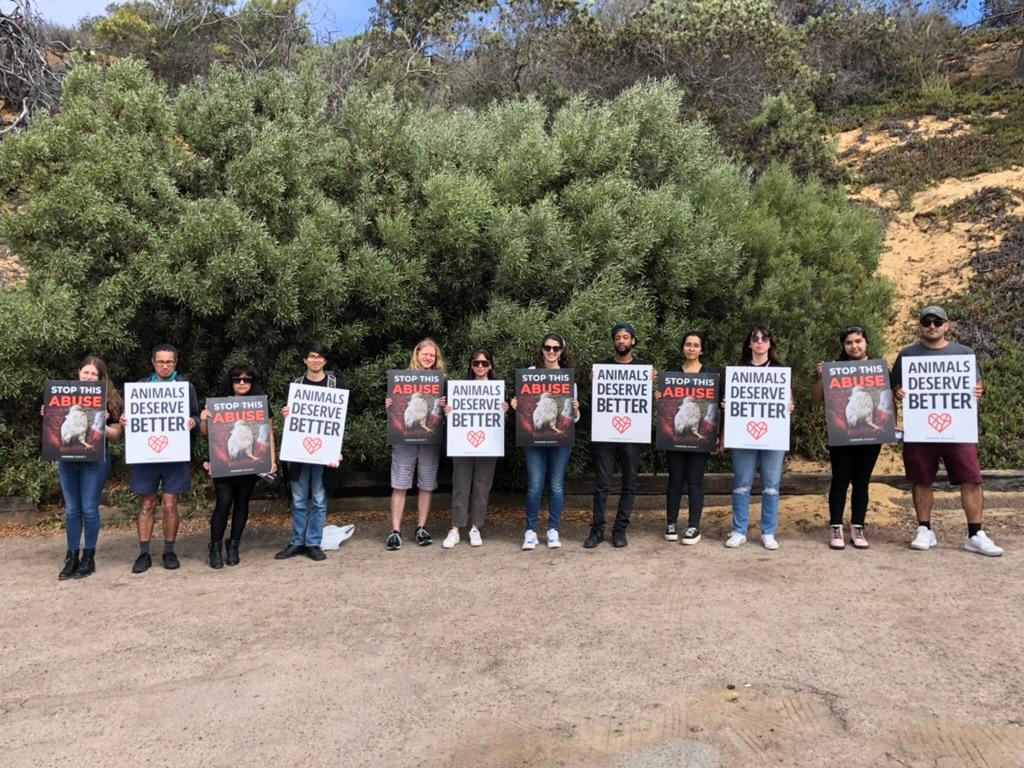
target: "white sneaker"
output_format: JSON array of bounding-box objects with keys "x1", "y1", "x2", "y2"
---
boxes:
[
  {"x1": 724, "y1": 532, "x2": 747, "y2": 548},
  {"x1": 468, "y1": 528, "x2": 483, "y2": 547},
  {"x1": 547, "y1": 529, "x2": 561, "y2": 549},
  {"x1": 910, "y1": 525, "x2": 938, "y2": 551},
  {"x1": 442, "y1": 528, "x2": 460, "y2": 549},
  {"x1": 522, "y1": 530, "x2": 538, "y2": 550},
  {"x1": 762, "y1": 534, "x2": 779, "y2": 551},
  {"x1": 964, "y1": 530, "x2": 1004, "y2": 557}
]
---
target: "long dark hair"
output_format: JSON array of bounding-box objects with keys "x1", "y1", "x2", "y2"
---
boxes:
[
  {"x1": 837, "y1": 326, "x2": 868, "y2": 361},
  {"x1": 217, "y1": 363, "x2": 266, "y2": 397},
  {"x1": 79, "y1": 354, "x2": 123, "y2": 419},
  {"x1": 533, "y1": 333, "x2": 577, "y2": 370},
  {"x1": 681, "y1": 331, "x2": 708, "y2": 363},
  {"x1": 738, "y1": 324, "x2": 782, "y2": 365},
  {"x1": 465, "y1": 348, "x2": 498, "y2": 380}
]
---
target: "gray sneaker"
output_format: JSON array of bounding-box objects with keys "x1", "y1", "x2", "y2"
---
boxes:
[{"x1": 664, "y1": 524, "x2": 678, "y2": 542}]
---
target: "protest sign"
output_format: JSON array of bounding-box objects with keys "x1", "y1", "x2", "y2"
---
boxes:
[
  {"x1": 41, "y1": 380, "x2": 107, "y2": 462},
  {"x1": 387, "y1": 370, "x2": 446, "y2": 446},
  {"x1": 656, "y1": 372, "x2": 719, "y2": 452},
  {"x1": 446, "y1": 380, "x2": 505, "y2": 457},
  {"x1": 723, "y1": 366, "x2": 791, "y2": 451},
  {"x1": 207, "y1": 396, "x2": 273, "y2": 477},
  {"x1": 280, "y1": 384, "x2": 349, "y2": 465},
  {"x1": 515, "y1": 369, "x2": 575, "y2": 447},
  {"x1": 124, "y1": 381, "x2": 191, "y2": 464},
  {"x1": 591, "y1": 364, "x2": 653, "y2": 443},
  {"x1": 902, "y1": 354, "x2": 978, "y2": 444},
  {"x1": 822, "y1": 360, "x2": 896, "y2": 446}
]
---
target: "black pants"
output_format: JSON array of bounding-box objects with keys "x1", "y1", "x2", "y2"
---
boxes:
[
  {"x1": 665, "y1": 451, "x2": 708, "y2": 529},
  {"x1": 592, "y1": 443, "x2": 642, "y2": 532},
  {"x1": 828, "y1": 444, "x2": 881, "y2": 526},
  {"x1": 211, "y1": 475, "x2": 258, "y2": 542}
]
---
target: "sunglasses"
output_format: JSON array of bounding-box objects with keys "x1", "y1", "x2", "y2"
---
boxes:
[
  {"x1": 843, "y1": 326, "x2": 865, "y2": 335},
  {"x1": 750, "y1": 334, "x2": 770, "y2": 343},
  {"x1": 542, "y1": 344, "x2": 562, "y2": 352},
  {"x1": 471, "y1": 360, "x2": 491, "y2": 368},
  {"x1": 232, "y1": 376, "x2": 254, "y2": 383},
  {"x1": 920, "y1": 318, "x2": 945, "y2": 328}
]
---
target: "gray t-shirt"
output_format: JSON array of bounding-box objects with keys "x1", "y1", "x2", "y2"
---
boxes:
[{"x1": 891, "y1": 341, "x2": 978, "y2": 388}]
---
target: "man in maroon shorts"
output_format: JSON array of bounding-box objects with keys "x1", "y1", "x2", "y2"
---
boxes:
[{"x1": 892, "y1": 305, "x2": 1003, "y2": 557}]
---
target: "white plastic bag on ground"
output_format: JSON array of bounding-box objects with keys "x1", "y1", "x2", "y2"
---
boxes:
[{"x1": 320, "y1": 524, "x2": 355, "y2": 550}]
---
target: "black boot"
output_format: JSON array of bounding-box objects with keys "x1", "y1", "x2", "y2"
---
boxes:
[
  {"x1": 73, "y1": 549, "x2": 95, "y2": 579},
  {"x1": 583, "y1": 529, "x2": 604, "y2": 549},
  {"x1": 208, "y1": 541, "x2": 224, "y2": 569},
  {"x1": 59, "y1": 550, "x2": 80, "y2": 580},
  {"x1": 225, "y1": 539, "x2": 240, "y2": 566}
]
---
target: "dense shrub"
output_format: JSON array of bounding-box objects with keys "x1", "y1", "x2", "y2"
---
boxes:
[{"x1": 0, "y1": 62, "x2": 890, "y2": 499}]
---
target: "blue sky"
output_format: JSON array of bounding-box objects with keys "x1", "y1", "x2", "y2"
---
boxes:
[
  {"x1": 29, "y1": 0, "x2": 983, "y2": 34},
  {"x1": 32, "y1": 1, "x2": 376, "y2": 38}
]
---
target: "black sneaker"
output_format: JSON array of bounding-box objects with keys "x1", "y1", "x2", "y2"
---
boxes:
[
  {"x1": 583, "y1": 529, "x2": 603, "y2": 549},
  {"x1": 664, "y1": 524, "x2": 678, "y2": 542},
  {"x1": 386, "y1": 531, "x2": 402, "y2": 551},
  {"x1": 132, "y1": 552, "x2": 152, "y2": 574},
  {"x1": 306, "y1": 546, "x2": 327, "y2": 561},
  {"x1": 162, "y1": 552, "x2": 181, "y2": 570},
  {"x1": 681, "y1": 527, "x2": 702, "y2": 545},
  {"x1": 415, "y1": 527, "x2": 432, "y2": 547}
]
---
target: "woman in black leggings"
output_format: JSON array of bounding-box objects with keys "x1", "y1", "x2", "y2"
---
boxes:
[
  {"x1": 813, "y1": 327, "x2": 883, "y2": 550},
  {"x1": 661, "y1": 332, "x2": 719, "y2": 545},
  {"x1": 199, "y1": 364, "x2": 276, "y2": 568}
]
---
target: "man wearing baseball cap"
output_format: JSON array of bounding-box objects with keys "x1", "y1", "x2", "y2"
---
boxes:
[
  {"x1": 891, "y1": 306, "x2": 1003, "y2": 556},
  {"x1": 584, "y1": 323, "x2": 649, "y2": 549}
]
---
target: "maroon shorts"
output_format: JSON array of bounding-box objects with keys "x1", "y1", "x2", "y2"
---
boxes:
[{"x1": 903, "y1": 442, "x2": 982, "y2": 486}]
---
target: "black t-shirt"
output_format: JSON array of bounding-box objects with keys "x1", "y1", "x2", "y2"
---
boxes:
[{"x1": 598, "y1": 357, "x2": 647, "y2": 366}]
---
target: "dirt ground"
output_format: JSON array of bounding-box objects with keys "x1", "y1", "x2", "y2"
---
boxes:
[{"x1": 3, "y1": 493, "x2": 1023, "y2": 768}]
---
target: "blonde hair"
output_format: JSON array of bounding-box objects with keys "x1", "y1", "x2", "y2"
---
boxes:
[{"x1": 408, "y1": 338, "x2": 446, "y2": 372}]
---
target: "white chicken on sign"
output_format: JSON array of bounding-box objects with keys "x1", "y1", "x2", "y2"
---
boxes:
[
  {"x1": 845, "y1": 386, "x2": 880, "y2": 430},
  {"x1": 674, "y1": 397, "x2": 703, "y2": 437},
  {"x1": 60, "y1": 406, "x2": 93, "y2": 448},
  {"x1": 404, "y1": 393, "x2": 432, "y2": 432},
  {"x1": 227, "y1": 421, "x2": 260, "y2": 461},
  {"x1": 533, "y1": 392, "x2": 562, "y2": 434}
]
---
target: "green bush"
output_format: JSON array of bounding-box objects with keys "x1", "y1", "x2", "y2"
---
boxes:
[{"x1": 0, "y1": 62, "x2": 891, "y2": 497}]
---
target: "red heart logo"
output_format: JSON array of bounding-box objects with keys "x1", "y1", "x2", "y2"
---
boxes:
[
  {"x1": 612, "y1": 416, "x2": 632, "y2": 434},
  {"x1": 467, "y1": 430, "x2": 486, "y2": 448},
  {"x1": 746, "y1": 421, "x2": 768, "y2": 440},
  {"x1": 302, "y1": 437, "x2": 323, "y2": 455},
  {"x1": 147, "y1": 435, "x2": 169, "y2": 454},
  {"x1": 928, "y1": 412, "x2": 952, "y2": 433}
]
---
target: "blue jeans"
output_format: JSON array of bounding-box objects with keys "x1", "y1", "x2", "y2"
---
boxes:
[
  {"x1": 289, "y1": 463, "x2": 327, "y2": 547},
  {"x1": 523, "y1": 445, "x2": 573, "y2": 532},
  {"x1": 730, "y1": 449, "x2": 785, "y2": 536},
  {"x1": 59, "y1": 456, "x2": 110, "y2": 550}
]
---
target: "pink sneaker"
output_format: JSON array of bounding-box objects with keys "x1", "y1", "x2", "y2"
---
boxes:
[
  {"x1": 829, "y1": 525, "x2": 845, "y2": 550},
  {"x1": 850, "y1": 525, "x2": 869, "y2": 549}
]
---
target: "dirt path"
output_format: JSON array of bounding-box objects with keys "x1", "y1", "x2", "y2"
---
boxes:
[{"x1": 3, "y1": 501, "x2": 1022, "y2": 768}]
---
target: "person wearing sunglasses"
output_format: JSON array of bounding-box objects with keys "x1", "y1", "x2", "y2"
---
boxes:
[
  {"x1": 123, "y1": 344, "x2": 200, "y2": 574},
  {"x1": 891, "y1": 306, "x2": 1002, "y2": 556},
  {"x1": 510, "y1": 334, "x2": 580, "y2": 550},
  {"x1": 199, "y1": 364, "x2": 277, "y2": 568},
  {"x1": 812, "y1": 326, "x2": 884, "y2": 550},
  {"x1": 724, "y1": 325, "x2": 795, "y2": 550},
  {"x1": 275, "y1": 341, "x2": 344, "y2": 563},
  {"x1": 441, "y1": 349, "x2": 508, "y2": 548}
]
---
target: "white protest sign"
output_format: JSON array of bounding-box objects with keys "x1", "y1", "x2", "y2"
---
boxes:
[
  {"x1": 279, "y1": 383, "x2": 349, "y2": 465},
  {"x1": 902, "y1": 354, "x2": 978, "y2": 444},
  {"x1": 591, "y1": 364, "x2": 653, "y2": 444},
  {"x1": 124, "y1": 381, "x2": 192, "y2": 464},
  {"x1": 446, "y1": 380, "x2": 505, "y2": 457},
  {"x1": 723, "y1": 366, "x2": 791, "y2": 451}
]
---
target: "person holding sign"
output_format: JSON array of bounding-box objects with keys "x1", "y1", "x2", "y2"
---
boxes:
[
  {"x1": 441, "y1": 349, "x2": 508, "y2": 548},
  {"x1": 510, "y1": 334, "x2": 580, "y2": 550},
  {"x1": 812, "y1": 326, "x2": 890, "y2": 550},
  {"x1": 200, "y1": 364, "x2": 277, "y2": 568},
  {"x1": 384, "y1": 339, "x2": 447, "y2": 551},
  {"x1": 724, "y1": 326, "x2": 794, "y2": 550},
  {"x1": 892, "y1": 306, "x2": 1002, "y2": 557},
  {"x1": 122, "y1": 344, "x2": 199, "y2": 574},
  {"x1": 275, "y1": 342, "x2": 343, "y2": 563},
  {"x1": 657, "y1": 332, "x2": 719, "y2": 546},
  {"x1": 50, "y1": 356, "x2": 123, "y2": 580},
  {"x1": 584, "y1": 323, "x2": 653, "y2": 549}
]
